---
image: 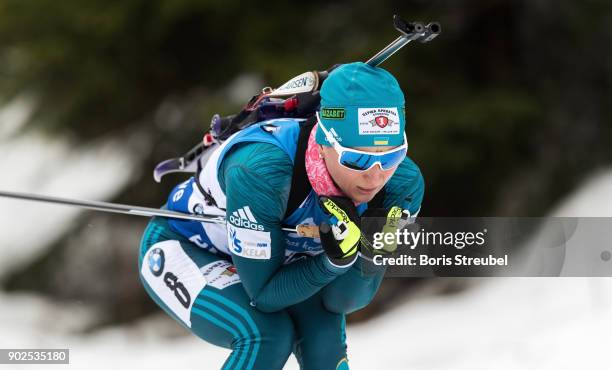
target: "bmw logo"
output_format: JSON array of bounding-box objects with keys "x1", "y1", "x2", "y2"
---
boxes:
[
  {"x1": 193, "y1": 203, "x2": 204, "y2": 215},
  {"x1": 148, "y1": 248, "x2": 165, "y2": 277}
]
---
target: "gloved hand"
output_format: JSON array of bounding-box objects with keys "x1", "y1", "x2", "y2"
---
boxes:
[
  {"x1": 360, "y1": 206, "x2": 413, "y2": 255},
  {"x1": 318, "y1": 196, "x2": 361, "y2": 266}
]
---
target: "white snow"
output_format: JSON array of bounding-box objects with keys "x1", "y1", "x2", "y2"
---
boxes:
[
  {"x1": 0, "y1": 94, "x2": 34, "y2": 138},
  {"x1": 551, "y1": 168, "x2": 612, "y2": 217},
  {"x1": 2, "y1": 278, "x2": 611, "y2": 370},
  {"x1": 346, "y1": 278, "x2": 612, "y2": 370}
]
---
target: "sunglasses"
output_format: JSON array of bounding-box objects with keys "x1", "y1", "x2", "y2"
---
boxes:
[{"x1": 316, "y1": 112, "x2": 408, "y2": 172}]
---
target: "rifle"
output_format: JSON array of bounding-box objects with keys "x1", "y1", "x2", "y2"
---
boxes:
[{"x1": 153, "y1": 15, "x2": 440, "y2": 182}]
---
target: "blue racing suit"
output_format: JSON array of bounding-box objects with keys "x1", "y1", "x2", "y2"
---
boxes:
[{"x1": 138, "y1": 119, "x2": 424, "y2": 370}]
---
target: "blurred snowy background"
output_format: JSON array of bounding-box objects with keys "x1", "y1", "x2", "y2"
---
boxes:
[{"x1": 1, "y1": 1, "x2": 612, "y2": 369}]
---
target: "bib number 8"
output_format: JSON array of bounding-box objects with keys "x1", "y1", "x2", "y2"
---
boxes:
[{"x1": 163, "y1": 272, "x2": 191, "y2": 308}]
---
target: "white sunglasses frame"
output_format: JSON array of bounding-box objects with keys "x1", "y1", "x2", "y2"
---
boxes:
[{"x1": 315, "y1": 111, "x2": 408, "y2": 172}]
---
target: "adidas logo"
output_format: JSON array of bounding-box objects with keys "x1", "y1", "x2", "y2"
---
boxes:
[{"x1": 228, "y1": 206, "x2": 264, "y2": 231}]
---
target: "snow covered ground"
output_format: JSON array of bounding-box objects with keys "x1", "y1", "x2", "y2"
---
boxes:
[
  {"x1": 2, "y1": 278, "x2": 611, "y2": 369},
  {"x1": 2, "y1": 99, "x2": 612, "y2": 369}
]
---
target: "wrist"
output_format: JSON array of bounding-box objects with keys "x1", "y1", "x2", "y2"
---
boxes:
[{"x1": 325, "y1": 253, "x2": 358, "y2": 269}]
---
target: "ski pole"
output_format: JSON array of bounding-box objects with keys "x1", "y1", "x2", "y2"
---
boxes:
[{"x1": 0, "y1": 190, "x2": 320, "y2": 238}]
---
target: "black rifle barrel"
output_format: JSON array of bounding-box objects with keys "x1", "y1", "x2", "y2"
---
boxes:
[{"x1": 366, "y1": 16, "x2": 440, "y2": 66}]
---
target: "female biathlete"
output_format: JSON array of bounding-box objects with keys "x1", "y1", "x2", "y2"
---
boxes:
[{"x1": 138, "y1": 62, "x2": 424, "y2": 370}]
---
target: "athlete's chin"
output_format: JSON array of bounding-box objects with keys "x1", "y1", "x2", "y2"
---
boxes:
[{"x1": 348, "y1": 188, "x2": 379, "y2": 204}]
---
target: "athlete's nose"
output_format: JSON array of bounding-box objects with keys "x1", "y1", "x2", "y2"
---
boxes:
[{"x1": 362, "y1": 164, "x2": 385, "y2": 185}]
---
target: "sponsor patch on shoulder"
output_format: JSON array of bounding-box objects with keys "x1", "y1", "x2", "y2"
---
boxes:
[
  {"x1": 200, "y1": 260, "x2": 241, "y2": 290},
  {"x1": 358, "y1": 107, "x2": 401, "y2": 135},
  {"x1": 227, "y1": 224, "x2": 272, "y2": 260}
]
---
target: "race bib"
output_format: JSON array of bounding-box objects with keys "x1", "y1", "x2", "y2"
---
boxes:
[{"x1": 141, "y1": 240, "x2": 207, "y2": 328}]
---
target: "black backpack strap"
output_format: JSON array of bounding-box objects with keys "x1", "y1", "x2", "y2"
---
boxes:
[
  {"x1": 284, "y1": 116, "x2": 317, "y2": 219},
  {"x1": 194, "y1": 158, "x2": 224, "y2": 210}
]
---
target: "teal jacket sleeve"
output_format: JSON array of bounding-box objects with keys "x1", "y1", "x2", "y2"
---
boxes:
[
  {"x1": 219, "y1": 142, "x2": 353, "y2": 313},
  {"x1": 321, "y1": 155, "x2": 425, "y2": 314}
]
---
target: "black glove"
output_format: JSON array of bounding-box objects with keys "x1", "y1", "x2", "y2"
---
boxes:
[
  {"x1": 360, "y1": 206, "x2": 412, "y2": 255},
  {"x1": 318, "y1": 196, "x2": 361, "y2": 266}
]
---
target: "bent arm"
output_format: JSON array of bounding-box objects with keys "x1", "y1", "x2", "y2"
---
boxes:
[
  {"x1": 220, "y1": 143, "x2": 351, "y2": 312},
  {"x1": 322, "y1": 156, "x2": 425, "y2": 313}
]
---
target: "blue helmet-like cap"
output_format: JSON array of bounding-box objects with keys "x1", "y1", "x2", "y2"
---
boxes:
[{"x1": 316, "y1": 62, "x2": 406, "y2": 147}]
